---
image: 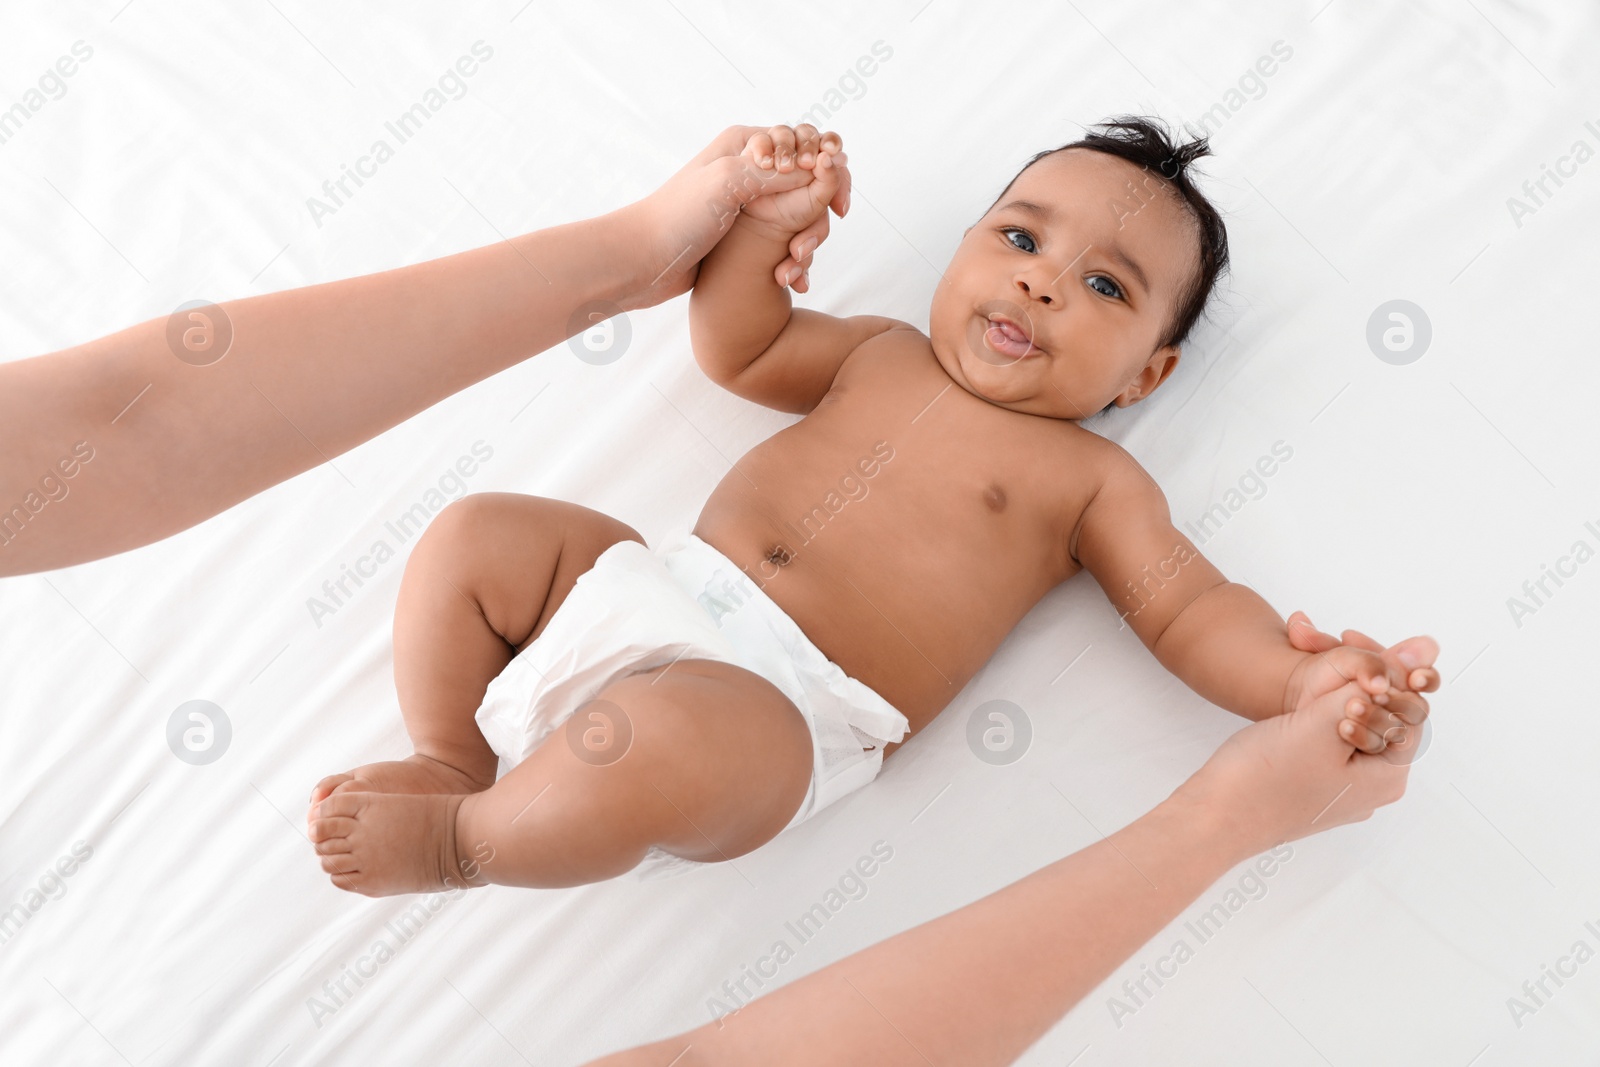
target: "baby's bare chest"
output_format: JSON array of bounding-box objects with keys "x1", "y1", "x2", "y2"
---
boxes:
[{"x1": 693, "y1": 364, "x2": 1107, "y2": 722}]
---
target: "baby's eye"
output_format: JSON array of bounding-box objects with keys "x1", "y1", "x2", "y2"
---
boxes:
[
  {"x1": 1087, "y1": 274, "x2": 1123, "y2": 300},
  {"x1": 1001, "y1": 227, "x2": 1037, "y2": 254}
]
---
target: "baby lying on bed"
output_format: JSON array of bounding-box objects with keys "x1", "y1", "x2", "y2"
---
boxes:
[{"x1": 307, "y1": 117, "x2": 1440, "y2": 894}]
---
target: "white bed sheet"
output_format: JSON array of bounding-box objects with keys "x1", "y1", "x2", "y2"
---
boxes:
[{"x1": 2, "y1": 1, "x2": 1597, "y2": 1063}]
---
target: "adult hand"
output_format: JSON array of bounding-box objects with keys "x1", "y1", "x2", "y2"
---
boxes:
[
  {"x1": 1175, "y1": 674, "x2": 1420, "y2": 859},
  {"x1": 621, "y1": 125, "x2": 850, "y2": 309}
]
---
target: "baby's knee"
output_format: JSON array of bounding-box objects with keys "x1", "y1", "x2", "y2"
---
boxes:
[
  {"x1": 412, "y1": 493, "x2": 558, "y2": 574},
  {"x1": 421, "y1": 491, "x2": 519, "y2": 546}
]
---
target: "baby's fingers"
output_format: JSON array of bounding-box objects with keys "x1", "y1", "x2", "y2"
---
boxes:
[
  {"x1": 793, "y1": 123, "x2": 822, "y2": 168},
  {"x1": 1384, "y1": 688, "x2": 1430, "y2": 726},
  {"x1": 1321, "y1": 645, "x2": 1396, "y2": 702},
  {"x1": 1387, "y1": 634, "x2": 1440, "y2": 687},
  {"x1": 768, "y1": 125, "x2": 799, "y2": 171},
  {"x1": 745, "y1": 131, "x2": 776, "y2": 168}
]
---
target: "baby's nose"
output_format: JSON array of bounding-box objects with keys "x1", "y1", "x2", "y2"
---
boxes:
[{"x1": 1017, "y1": 278, "x2": 1055, "y2": 305}]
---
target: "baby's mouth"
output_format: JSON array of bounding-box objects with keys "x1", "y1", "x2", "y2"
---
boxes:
[
  {"x1": 966, "y1": 299, "x2": 1043, "y2": 369},
  {"x1": 982, "y1": 314, "x2": 1044, "y2": 361},
  {"x1": 968, "y1": 300, "x2": 1045, "y2": 367}
]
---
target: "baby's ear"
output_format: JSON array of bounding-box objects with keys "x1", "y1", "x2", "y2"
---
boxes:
[{"x1": 1113, "y1": 344, "x2": 1181, "y2": 407}]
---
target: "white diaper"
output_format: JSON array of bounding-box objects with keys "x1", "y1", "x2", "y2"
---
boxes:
[{"x1": 473, "y1": 527, "x2": 910, "y2": 880}]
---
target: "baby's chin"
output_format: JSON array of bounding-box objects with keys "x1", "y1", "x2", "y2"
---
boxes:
[{"x1": 948, "y1": 353, "x2": 1107, "y2": 420}]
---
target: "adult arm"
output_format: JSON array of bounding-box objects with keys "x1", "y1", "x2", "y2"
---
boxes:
[
  {"x1": 587, "y1": 668, "x2": 1420, "y2": 1067},
  {"x1": 0, "y1": 125, "x2": 831, "y2": 576}
]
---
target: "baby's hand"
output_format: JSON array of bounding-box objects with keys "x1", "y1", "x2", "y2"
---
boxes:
[
  {"x1": 1283, "y1": 612, "x2": 1440, "y2": 754},
  {"x1": 739, "y1": 124, "x2": 851, "y2": 291}
]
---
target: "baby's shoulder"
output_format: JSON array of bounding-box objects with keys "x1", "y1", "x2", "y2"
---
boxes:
[
  {"x1": 1048, "y1": 420, "x2": 1133, "y2": 475},
  {"x1": 1048, "y1": 426, "x2": 1165, "y2": 513},
  {"x1": 834, "y1": 319, "x2": 927, "y2": 376}
]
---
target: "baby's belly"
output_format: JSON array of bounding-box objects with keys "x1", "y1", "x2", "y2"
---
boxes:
[{"x1": 692, "y1": 486, "x2": 1066, "y2": 740}]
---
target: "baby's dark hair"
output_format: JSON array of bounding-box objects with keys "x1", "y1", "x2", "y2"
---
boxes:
[{"x1": 998, "y1": 114, "x2": 1230, "y2": 352}]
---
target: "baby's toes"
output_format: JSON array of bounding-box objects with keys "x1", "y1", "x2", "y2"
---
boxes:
[
  {"x1": 309, "y1": 793, "x2": 362, "y2": 838},
  {"x1": 306, "y1": 774, "x2": 357, "y2": 829},
  {"x1": 309, "y1": 772, "x2": 355, "y2": 806},
  {"x1": 309, "y1": 811, "x2": 356, "y2": 845},
  {"x1": 320, "y1": 851, "x2": 359, "y2": 878}
]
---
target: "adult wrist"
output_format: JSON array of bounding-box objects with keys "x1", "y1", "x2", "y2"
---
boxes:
[
  {"x1": 587, "y1": 205, "x2": 656, "y2": 310},
  {"x1": 1160, "y1": 779, "x2": 1264, "y2": 869}
]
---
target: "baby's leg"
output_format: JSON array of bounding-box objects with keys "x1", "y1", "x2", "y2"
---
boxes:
[
  {"x1": 309, "y1": 659, "x2": 815, "y2": 894},
  {"x1": 309, "y1": 492, "x2": 644, "y2": 808}
]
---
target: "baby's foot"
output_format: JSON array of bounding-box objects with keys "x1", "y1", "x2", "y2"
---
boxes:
[
  {"x1": 309, "y1": 792, "x2": 475, "y2": 897},
  {"x1": 307, "y1": 754, "x2": 492, "y2": 827}
]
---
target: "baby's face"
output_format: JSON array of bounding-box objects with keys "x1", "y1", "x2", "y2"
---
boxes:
[{"x1": 928, "y1": 148, "x2": 1199, "y2": 420}]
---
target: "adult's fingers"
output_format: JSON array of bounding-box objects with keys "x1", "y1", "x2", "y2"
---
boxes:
[
  {"x1": 1384, "y1": 688, "x2": 1430, "y2": 726},
  {"x1": 1310, "y1": 681, "x2": 1413, "y2": 824},
  {"x1": 1410, "y1": 666, "x2": 1441, "y2": 693},
  {"x1": 1341, "y1": 688, "x2": 1412, "y2": 752},
  {"x1": 710, "y1": 153, "x2": 819, "y2": 213},
  {"x1": 1355, "y1": 723, "x2": 1418, "y2": 795},
  {"x1": 1339, "y1": 714, "x2": 1390, "y2": 754},
  {"x1": 789, "y1": 214, "x2": 829, "y2": 264},
  {"x1": 694, "y1": 125, "x2": 766, "y2": 168},
  {"x1": 773, "y1": 213, "x2": 831, "y2": 289},
  {"x1": 827, "y1": 153, "x2": 852, "y2": 217}
]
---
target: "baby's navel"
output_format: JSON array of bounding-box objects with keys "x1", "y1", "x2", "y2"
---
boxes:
[{"x1": 983, "y1": 484, "x2": 1008, "y2": 512}]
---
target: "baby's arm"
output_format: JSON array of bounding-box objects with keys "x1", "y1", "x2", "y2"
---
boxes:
[
  {"x1": 1072, "y1": 457, "x2": 1436, "y2": 739},
  {"x1": 689, "y1": 125, "x2": 915, "y2": 414}
]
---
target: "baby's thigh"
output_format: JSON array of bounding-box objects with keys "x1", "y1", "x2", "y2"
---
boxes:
[
  {"x1": 402, "y1": 492, "x2": 643, "y2": 648},
  {"x1": 592, "y1": 659, "x2": 814, "y2": 861},
  {"x1": 458, "y1": 658, "x2": 814, "y2": 882}
]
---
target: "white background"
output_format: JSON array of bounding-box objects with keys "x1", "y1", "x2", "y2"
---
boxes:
[{"x1": 0, "y1": 1, "x2": 1596, "y2": 1064}]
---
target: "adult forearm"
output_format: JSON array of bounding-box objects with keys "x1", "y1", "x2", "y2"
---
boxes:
[
  {"x1": 595, "y1": 796, "x2": 1249, "y2": 1067},
  {"x1": 1152, "y1": 582, "x2": 1308, "y2": 720},
  {"x1": 687, "y1": 216, "x2": 794, "y2": 381},
  {"x1": 0, "y1": 207, "x2": 645, "y2": 576}
]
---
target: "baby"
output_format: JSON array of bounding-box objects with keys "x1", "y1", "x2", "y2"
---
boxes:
[{"x1": 307, "y1": 117, "x2": 1440, "y2": 895}]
